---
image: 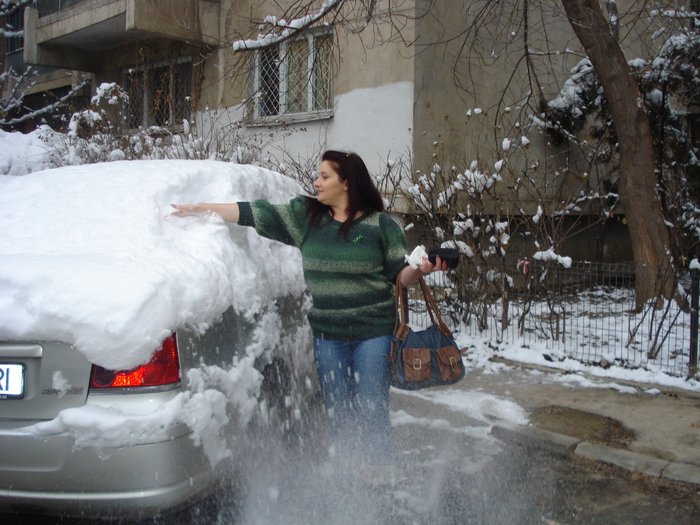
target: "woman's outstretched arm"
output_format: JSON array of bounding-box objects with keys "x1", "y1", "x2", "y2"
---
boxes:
[{"x1": 171, "y1": 203, "x2": 240, "y2": 224}]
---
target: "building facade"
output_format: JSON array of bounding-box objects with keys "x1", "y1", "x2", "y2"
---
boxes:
[{"x1": 9, "y1": 1, "x2": 415, "y2": 177}]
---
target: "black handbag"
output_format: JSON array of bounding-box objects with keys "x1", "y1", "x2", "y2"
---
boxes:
[{"x1": 390, "y1": 276, "x2": 465, "y2": 390}]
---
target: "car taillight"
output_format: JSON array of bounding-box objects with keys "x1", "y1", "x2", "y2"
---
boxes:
[{"x1": 90, "y1": 334, "x2": 180, "y2": 389}]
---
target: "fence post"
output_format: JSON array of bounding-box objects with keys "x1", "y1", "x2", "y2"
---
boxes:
[{"x1": 690, "y1": 269, "x2": 699, "y2": 379}]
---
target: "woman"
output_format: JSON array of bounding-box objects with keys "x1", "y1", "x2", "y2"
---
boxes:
[{"x1": 172, "y1": 150, "x2": 445, "y2": 476}]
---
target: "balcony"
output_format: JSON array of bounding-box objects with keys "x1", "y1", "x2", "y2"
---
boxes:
[{"x1": 24, "y1": 0, "x2": 220, "y2": 72}]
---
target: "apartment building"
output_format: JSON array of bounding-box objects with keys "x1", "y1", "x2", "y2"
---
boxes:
[{"x1": 3, "y1": 1, "x2": 411, "y2": 172}]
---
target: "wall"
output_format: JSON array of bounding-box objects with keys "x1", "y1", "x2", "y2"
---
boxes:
[
  {"x1": 126, "y1": 0, "x2": 220, "y2": 45},
  {"x1": 194, "y1": 0, "x2": 417, "y2": 177}
]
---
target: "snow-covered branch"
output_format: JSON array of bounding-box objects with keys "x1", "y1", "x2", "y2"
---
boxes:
[
  {"x1": 0, "y1": 29, "x2": 23, "y2": 38},
  {"x1": 232, "y1": 0, "x2": 345, "y2": 50},
  {"x1": 1, "y1": 80, "x2": 90, "y2": 127},
  {"x1": 1, "y1": 0, "x2": 32, "y2": 13},
  {"x1": 533, "y1": 248, "x2": 573, "y2": 268},
  {"x1": 1, "y1": 0, "x2": 32, "y2": 37}
]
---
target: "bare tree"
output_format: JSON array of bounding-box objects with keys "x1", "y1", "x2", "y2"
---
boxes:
[
  {"x1": 1, "y1": 0, "x2": 89, "y2": 128},
  {"x1": 560, "y1": 0, "x2": 673, "y2": 306}
]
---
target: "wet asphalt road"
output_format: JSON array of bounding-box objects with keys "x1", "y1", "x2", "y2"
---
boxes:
[{"x1": 5, "y1": 390, "x2": 700, "y2": 525}]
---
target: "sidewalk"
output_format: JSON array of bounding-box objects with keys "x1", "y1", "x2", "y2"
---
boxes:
[{"x1": 394, "y1": 358, "x2": 700, "y2": 486}]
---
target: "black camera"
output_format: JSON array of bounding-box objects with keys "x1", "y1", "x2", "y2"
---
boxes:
[{"x1": 428, "y1": 247, "x2": 459, "y2": 268}]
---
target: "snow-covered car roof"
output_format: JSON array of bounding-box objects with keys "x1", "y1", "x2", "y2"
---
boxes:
[{"x1": 0, "y1": 159, "x2": 305, "y2": 370}]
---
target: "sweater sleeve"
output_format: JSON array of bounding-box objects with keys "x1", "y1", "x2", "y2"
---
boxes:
[
  {"x1": 380, "y1": 214, "x2": 408, "y2": 283},
  {"x1": 237, "y1": 197, "x2": 308, "y2": 248}
]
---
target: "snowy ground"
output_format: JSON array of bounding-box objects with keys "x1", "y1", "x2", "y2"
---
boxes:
[{"x1": 457, "y1": 334, "x2": 700, "y2": 393}]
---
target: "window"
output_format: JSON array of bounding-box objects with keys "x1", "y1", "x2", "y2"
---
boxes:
[
  {"x1": 5, "y1": 6, "x2": 24, "y2": 55},
  {"x1": 246, "y1": 29, "x2": 333, "y2": 123},
  {"x1": 124, "y1": 60, "x2": 192, "y2": 129},
  {"x1": 692, "y1": 2, "x2": 700, "y2": 29}
]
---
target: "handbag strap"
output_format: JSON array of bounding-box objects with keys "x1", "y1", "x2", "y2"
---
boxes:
[{"x1": 394, "y1": 274, "x2": 453, "y2": 340}]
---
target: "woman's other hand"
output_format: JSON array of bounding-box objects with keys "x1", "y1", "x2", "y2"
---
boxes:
[
  {"x1": 418, "y1": 255, "x2": 448, "y2": 275},
  {"x1": 400, "y1": 254, "x2": 447, "y2": 286}
]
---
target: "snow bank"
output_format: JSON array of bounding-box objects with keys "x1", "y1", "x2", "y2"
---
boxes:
[
  {"x1": 0, "y1": 128, "x2": 55, "y2": 175},
  {"x1": 457, "y1": 335, "x2": 700, "y2": 393},
  {"x1": 0, "y1": 159, "x2": 306, "y2": 370}
]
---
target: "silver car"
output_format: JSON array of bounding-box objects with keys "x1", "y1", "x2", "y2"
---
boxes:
[
  {"x1": 0, "y1": 159, "x2": 313, "y2": 519},
  {"x1": 0, "y1": 298, "x2": 310, "y2": 519}
]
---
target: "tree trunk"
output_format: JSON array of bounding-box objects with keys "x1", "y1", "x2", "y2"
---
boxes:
[{"x1": 561, "y1": 0, "x2": 674, "y2": 308}]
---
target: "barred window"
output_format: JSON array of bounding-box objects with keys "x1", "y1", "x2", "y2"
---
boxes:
[
  {"x1": 246, "y1": 30, "x2": 333, "y2": 123},
  {"x1": 5, "y1": 7, "x2": 24, "y2": 55},
  {"x1": 124, "y1": 60, "x2": 192, "y2": 129}
]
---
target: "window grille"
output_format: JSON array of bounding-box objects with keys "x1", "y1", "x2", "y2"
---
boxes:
[
  {"x1": 124, "y1": 60, "x2": 192, "y2": 129},
  {"x1": 246, "y1": 29, "x2": 333, "y2": 122},
  {"x1": 4, "y1": 7, "x2": 24, "y2": 55}
]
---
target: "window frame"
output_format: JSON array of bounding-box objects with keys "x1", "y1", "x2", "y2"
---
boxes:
[{"x1": 245, "y1": 27, "x2": 334, "y2": 125}]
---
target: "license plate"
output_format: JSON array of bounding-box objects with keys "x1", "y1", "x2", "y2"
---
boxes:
[{"x1": 0, "y1": 364, "x2": 24, "y2": 399}]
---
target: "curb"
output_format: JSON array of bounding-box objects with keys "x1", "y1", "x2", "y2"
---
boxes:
[{"x1": 491, "y1": 424, "x2": 700, "y2": 486}]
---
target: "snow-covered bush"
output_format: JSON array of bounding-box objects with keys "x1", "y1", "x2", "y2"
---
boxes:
[
  {"x1": 395, "y1": 130, "x2": 588, "y2": 330},
  {"x1": 41, "y1": 83, "x2": 288, "y2": 169}
]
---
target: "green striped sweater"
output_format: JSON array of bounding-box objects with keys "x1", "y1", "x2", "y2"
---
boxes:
[{"x1": 238, "y1": 197, "x2": 408, "y2": 340}]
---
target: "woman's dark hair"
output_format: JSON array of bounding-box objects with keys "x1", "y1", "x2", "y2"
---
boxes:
[{"x1": 304, "y1": 150, "x2": 384, "y2": 237}]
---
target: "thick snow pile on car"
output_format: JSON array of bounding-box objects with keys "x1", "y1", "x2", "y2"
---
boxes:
[{"x1": 0, "y1": 159, "x2": 307, "y2": 370}]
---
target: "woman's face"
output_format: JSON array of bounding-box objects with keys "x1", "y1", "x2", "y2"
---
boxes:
[{"x1": 315, "y1": 160, "x2": 348, "y2": 209}]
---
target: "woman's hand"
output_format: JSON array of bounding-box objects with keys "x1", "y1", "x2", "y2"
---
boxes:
[
  {"x1": 170, "y1": 203, "x2": 240, "y2": 223},
  {"x1": 419, "y1": 255, "x2": 448, "y2": 274},
  {"x1": 170, "y1": 204, "x2": 204, "y2": 216},
  {"x1": 400, "y1": 254, "x2": 447, "y2": 286}
]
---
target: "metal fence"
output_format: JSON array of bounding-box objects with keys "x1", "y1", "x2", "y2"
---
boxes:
[{"x1": 408, "y1": 258, "x2": 699, "y2": 380}]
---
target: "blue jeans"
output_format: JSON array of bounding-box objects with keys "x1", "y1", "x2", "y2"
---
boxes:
[{"x1": 313, "y1": 335, "x2": 393, "y2": 466}]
